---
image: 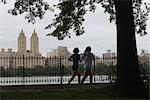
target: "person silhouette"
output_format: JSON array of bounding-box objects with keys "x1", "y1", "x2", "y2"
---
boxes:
[
  {"x1": 67, "y1": 48, "x2": 81, "y2": 86},
  {"x1": 80, "y1": 46, "x2": 95, "y2": 85}
]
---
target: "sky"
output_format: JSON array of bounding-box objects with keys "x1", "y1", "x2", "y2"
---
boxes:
[{"x1": 0, "y1": 0, "x2": 150, "y2": 57}]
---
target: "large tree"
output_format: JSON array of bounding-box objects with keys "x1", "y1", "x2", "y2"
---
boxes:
[
  {"x1": 114, "y1": 0, "x2": 149, "y2": 97},
  {"x1": 1, "y1": 0, "x2": 150, "y2": 97}
]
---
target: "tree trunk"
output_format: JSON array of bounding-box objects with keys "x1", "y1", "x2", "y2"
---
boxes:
[{"x1": 114, "y1": 0, "x2": 148, "y2": 97}]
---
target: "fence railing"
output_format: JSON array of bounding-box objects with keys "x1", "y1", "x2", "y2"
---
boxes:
[{"x1": 0, "y1": 56, "x2": 149, "y2": 86}]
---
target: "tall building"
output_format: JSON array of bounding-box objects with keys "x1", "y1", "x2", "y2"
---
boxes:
[
  {"x1": 18, "y1": 29, "x2": 26, "y2": 54},
  {"x1": 0, "y1": 29, "x2": 45, "y2": 69},
  {"x1": 30, "y1": 29, "x2": 39, "y2": 55}
]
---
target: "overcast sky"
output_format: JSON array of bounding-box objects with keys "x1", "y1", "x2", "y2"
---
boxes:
[{"x1": 0, "y1": 0, "x2": 150, "y2": 57}]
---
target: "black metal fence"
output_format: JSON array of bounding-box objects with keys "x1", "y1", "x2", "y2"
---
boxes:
[{"x1": 0, "y1": 56, "x2": 149, "y2": 86}]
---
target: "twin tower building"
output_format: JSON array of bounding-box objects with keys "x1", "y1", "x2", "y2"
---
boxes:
[
  {"x1": 18, "y1": 29, "x2": 40, "y2": 55},
  {"x1": 16, "y1": 29, "x2": 44, "y2": 68},
  {"x1": 0, "y1": 29, "x2": 45, "y2": 69}
]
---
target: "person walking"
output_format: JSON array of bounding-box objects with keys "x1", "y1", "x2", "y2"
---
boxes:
[
  {"x1": 80, "y1": 46, "x2": 95, "y2": 85},
  {"x1": 67, "y1": 48, "x2": 81, "y2": 86}
]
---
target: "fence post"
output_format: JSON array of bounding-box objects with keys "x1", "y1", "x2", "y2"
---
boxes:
[
  {"x1": 22, "y1": 55, "x2": 25, "y2": 85},
  {"x1": 61, "y1": 64, "x2": 64, "y2": 88},
  {"x1": 94, "y1": 59, "x2": 95, "y2": 84},
  {"x1": 59, "y1": 56, "x2": 62, "y2": 88}
]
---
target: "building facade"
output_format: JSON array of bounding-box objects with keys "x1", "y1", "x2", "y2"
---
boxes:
[
  {"x1": 0, "y1": 29, "x2": 45, "y2": 69},
  {"x1": 139, "y1": 49, "x2": 150, "y2": 65},
  {"x1": 99, "y1": 50, "x2": 117, "y2": 66},
  {"x1": 46, "y1": 46, "x2": 71, "y2": 67},
  {"x1": 18, "y1": 29, "x2": 26, "y2": 54},
  {"x1": 46, "y1": 46, "x2": 71, "y2": 58},
  {"x1": 0, "y1": 48, "x2": 16, "y2": 69},
  {"x1": 30, "y1": 30, "x2": 39, "y2": 55}
]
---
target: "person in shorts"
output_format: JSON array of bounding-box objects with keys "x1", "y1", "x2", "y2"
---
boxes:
[
  {"x1": 67, "y1": 48, "x2": 81, "y2": 86},
  {"x1": 80, "y1": 46, "x2": 95, "y2": 85}
]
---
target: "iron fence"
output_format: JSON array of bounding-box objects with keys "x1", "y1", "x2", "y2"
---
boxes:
[{"x1": 0, "y1": 56, "x2": 149, "y2": 86}]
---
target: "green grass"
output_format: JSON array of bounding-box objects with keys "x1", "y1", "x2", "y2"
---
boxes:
[
  {"x1": 0, "y1": 88, "x2": 111, "y2": 100},
  {"x1": 0, "y1": 85, "x2": 148, "y2": 100}
]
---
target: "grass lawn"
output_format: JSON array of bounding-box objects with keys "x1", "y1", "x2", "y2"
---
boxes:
[{"x1": 0, "y1": 84, "x2": 148, "y2": 100}]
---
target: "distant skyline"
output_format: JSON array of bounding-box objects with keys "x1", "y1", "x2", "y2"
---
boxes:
[{"x1": 0, "y1": 0, "x2": 150, "y2": 57}]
